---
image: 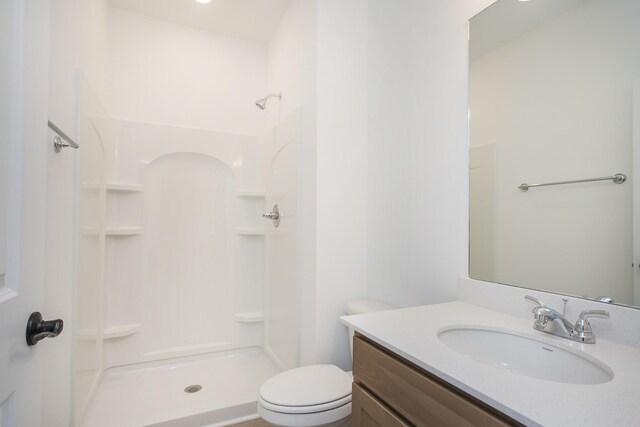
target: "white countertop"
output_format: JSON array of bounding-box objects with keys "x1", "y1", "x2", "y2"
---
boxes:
[{"x1": 340, "y1": 301, "x2": 640, "y2": 427}]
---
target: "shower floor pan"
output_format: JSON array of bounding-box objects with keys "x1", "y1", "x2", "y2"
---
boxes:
[{"x1": 82, "y1": 347, "x2": 280, "y2": 427}]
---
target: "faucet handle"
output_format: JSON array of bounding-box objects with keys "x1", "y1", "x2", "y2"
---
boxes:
[
  {"x1": 525, "y1": 296, "x2": 549, "y2": 323},
  {"x1": 573, "y1": 310, "x2": 609, "y2": 344},
  {"x1": 530, "y1": 306, "x2": 554, "y2": 328},
  {"x1": 525, "y1": 295, "x2": 547, "y2": 308},
  {"x1": 577, "y1": 309, "x2": 609, "y2": 322}
]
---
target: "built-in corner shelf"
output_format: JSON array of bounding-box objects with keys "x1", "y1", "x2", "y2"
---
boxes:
[
  {"x1": 77, "y1": 323, "x2": 141, "y2": 341},
  {"x1": 234, "y1": 228, "x2": 265, "y2": 236},
  {"x1": 104, "y1": 323, "x2": 141, "y2": 339},
  {"x1": 234, "y1": 312, "x2": 264, "y2": 323},
  {"x1": 82, "y1": 226, "x2": 143, "y2": 236},
  {"x1": 81, "y1": 182, "x2": 144, "y2": 193},
  {"x1": 106, "y1": 226, "x2": 143, "y2": 236},
  {"x1": 236, "y1": 190, "x2": 266, "y2": 198}
]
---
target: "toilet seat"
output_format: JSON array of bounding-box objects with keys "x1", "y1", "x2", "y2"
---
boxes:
[
  {"x1": 259, "y1": 393, "x2": 352, "y2": 414},
  {"x1": 258, "y1": 365, "x2": 353, "y2": 426}
]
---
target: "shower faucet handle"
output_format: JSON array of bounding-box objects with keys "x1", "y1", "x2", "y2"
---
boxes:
[
  {"x1": 262, "y1": 211, "x2": 279, "y2": 220},
  {"x1": 262, "y1": 204, "x2": 280, "y2": 228}
]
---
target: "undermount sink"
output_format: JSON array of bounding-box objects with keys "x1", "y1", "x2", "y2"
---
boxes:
[{"x1": 438, "y1": 326, "x2": 614, "y2": 385}]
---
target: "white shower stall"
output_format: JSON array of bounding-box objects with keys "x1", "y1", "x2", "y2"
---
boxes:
[{"x1": 73, "y1": 2, "x2": 305, "y2": 425}]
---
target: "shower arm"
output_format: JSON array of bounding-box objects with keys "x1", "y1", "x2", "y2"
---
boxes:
[
  {"x1": 256, "y1": 92, "x2": 282, "y2": 110},
  {"x1": 263, "y1": 93, "x2": 281, "y2": 102}
]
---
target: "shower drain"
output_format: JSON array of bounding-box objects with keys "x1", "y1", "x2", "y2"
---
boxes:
[{"x1": 184, "y1": 384, "x2": 202, "y2": 393}]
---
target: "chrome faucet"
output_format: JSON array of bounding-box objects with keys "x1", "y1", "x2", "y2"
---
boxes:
[{"x1": 525, "y1": 295, "x2": 609, "y2": 344}]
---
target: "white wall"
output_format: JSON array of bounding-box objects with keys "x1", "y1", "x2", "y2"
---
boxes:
[
  {"x1": 266, "y1": 1, "x2": 316, "y2": 132},
  {"x1": 265, "y1": 0, "x2": 317, "y2": 367},
  {"x1": 78, "y1": 0, "x2": 110, "y2": 104},
  {"x1": 470, "y1": 0, "x2": 639, "y2": 304},
  {"x1": 366, "y1": 0, "x2": 495, "y2": 309},
  {"x1": 267, "y1": 0, "x2": 370, "y2": 369},
  {"x1": 107, "y1": 7, "x2": 267, "y2": 136},
  {"x1": 315, "y1": 0, "x2": 369, "y2": 369}
]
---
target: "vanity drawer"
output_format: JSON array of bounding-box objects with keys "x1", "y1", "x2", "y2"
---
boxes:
[
  {"x1": 353, "y1": 334, "x2": 518, "y2": 427},
  {"x1": 352, "y1": 383, "x2": 409, "y2": 427}
]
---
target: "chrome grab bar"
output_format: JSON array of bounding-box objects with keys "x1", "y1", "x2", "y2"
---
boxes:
[
  {"x1": 48, "y1": 120, "x2": 79, "y2": 152},
  {"x1": 518, "y1": 173, "x2": 626, "y2": 192}
]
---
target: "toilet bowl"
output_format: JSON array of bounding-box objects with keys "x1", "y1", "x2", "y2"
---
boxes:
[
  {"x1": 258, "y1": 364, "x2": 352, "y2": 427},
  {"x1": 257, "y1": 299, "x2": 395, "y2": 427}
]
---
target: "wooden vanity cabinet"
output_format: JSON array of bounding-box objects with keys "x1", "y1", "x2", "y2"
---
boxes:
[
  {"x1": 352, "y1": 333, "x2": 522, "y2": 427},
  {"x1": 352, "y1": 383, "x2": 409, "y2": 427}
]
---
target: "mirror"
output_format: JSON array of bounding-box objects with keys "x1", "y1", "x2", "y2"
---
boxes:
[{"x1": 469, "y1": 0, "x2": 640, "y2": 308}]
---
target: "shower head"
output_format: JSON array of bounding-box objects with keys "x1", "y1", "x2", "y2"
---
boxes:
[{"x1": 255, "y1": 93, "x2": 281, "y2": 110}]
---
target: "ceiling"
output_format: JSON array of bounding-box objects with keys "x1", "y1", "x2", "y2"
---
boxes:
[
  {"x1": 470, "y1": 0, "x2": 588, "y2": 60},
  {"x1": 109, "y1": 0, "x2": 292, "y2": 44}
]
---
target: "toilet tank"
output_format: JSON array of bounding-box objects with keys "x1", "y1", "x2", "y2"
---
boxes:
[{"x1": 346, "y1": 299, "x2": 396, "y2": 357}]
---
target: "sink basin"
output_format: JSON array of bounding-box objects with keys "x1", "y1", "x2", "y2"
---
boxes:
[{"x1": 438, "y1": 326, "x2": 613, "y2": 385}]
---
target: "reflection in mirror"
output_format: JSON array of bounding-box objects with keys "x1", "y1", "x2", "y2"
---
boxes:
[{"x1": 469, "y1": 0, "x2": 640, "y2": 308}]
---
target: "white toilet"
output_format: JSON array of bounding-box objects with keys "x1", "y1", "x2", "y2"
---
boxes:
[{"x1": 257, "y1": 299, "x2": 395, "y2": 427}]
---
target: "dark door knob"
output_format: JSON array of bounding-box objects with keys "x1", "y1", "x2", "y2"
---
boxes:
[{"x1": 26, "y1": 312, "x2": 63, "y2": 346}]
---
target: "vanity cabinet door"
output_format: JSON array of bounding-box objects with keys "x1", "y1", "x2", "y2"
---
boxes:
[
  {"x1": 352, "y1": 383, "x2": 409, "y2": 427},
  {"x1": 353, "y1": 334, "x2": 518, "y2": 427}
]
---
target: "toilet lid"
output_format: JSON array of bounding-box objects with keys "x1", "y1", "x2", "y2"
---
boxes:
[{"x1": 259, "y1": 365, "x2": 352, "y2": 408}]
